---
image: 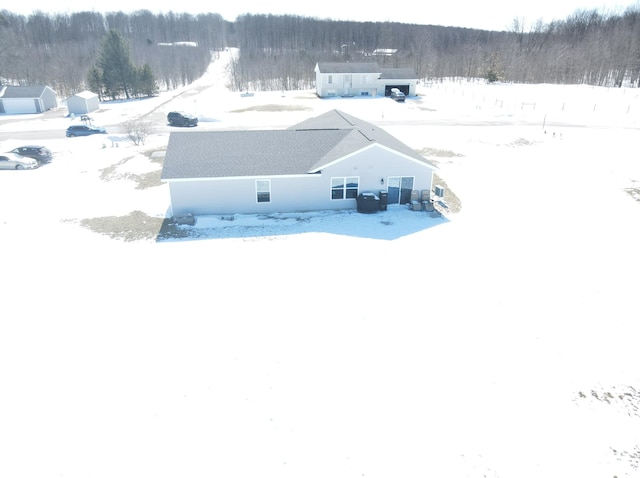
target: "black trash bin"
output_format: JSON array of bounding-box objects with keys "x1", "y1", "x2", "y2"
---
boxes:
[
  {"x1": 356, "y1": 192, "x2": 379, "y2": 213},
  {"x1": 378, "y1": 190, "x2": 388, "y2": 211}
]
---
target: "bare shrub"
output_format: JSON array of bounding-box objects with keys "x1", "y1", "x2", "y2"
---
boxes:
[{"x1": 124, "y1": 119, "x2": 154, "y2": 146}]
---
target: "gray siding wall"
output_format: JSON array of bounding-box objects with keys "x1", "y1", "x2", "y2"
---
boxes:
[
  {"x1": 41, "y1": 87, "x2": 58, "y2": 110},
  {"x1": 67, "y1": 95, "x2": 99, "y2": 114},
  {"x1": 315, "y1": 71, "x2": 418, "y2": 97},
  {"x1": 315, "y1": 71, "x2": 381, "y2": 97},
  {"x1": 169, "y1": 174, "x2": 340, "y2": 216}
]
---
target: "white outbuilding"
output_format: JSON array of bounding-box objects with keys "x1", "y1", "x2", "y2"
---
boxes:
[
  {"x1": 0, "y1": 85, "x2": 58, "y2": 114},
  {"x1": 66, "y1": 90, "x2": 100, "y2": 115}
]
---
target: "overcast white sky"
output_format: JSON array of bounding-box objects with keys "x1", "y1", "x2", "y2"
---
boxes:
[{"x1": 4, "y1": 0, "x2": 638, "y2": 31}]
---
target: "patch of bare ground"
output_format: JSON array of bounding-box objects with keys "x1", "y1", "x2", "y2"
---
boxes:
[
  {"x1": 432, "y1": 173, "x2": 461, "y2": 215},
  {"x1": 65, "y1": 211, "x2": 192, "y2": 242},
  {"x1": 66, "y1": 150, "x2": 172, "y2": 241},
  {"x1": 624, "y1": 180, "x2": 640, "y2": 202},
  {"x1": 574, "y1": 385, "x2": 640, "y2": 472},
  {"x1": 417, "y1": 146, "x2": 464, "y2": 159},
  {"x1": 75, "y1": 211, "x2": 166, "y2": 242},
  {"x1": 100, "y1": 149, "x2": 164, "y2": 189},
  {"x1": 230, "y1": 104, "x2": 312, "y2": 113},
  {"x1": 414, "y1": 148, "x2": 462, "y2": 215},
  {"x1": 507, "y1": 137, "x2": 539, "y2": 147}
]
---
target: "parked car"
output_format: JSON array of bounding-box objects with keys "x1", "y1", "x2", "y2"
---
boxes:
[
  {"x1": 0, "y1": 152, "x2": 39, "y2": 170},
  {"x1": 9, "y1": 145, "x2": 53, "y2": 164},
  {"x1": 390, "y1": 88, "x2": 406, "y2": 102},
  {"x1": 167, "y1": 111, "x2": 198, "y2": 127},
  {"x1": 66, "y1": 124, "x2": 107, "y2": 137}
]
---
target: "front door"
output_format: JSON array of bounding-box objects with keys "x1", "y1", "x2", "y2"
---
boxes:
[
  {"x1": 386, "y1": 176, "x2": 414, "y2": 205},
  {"x1": 343, "y1": 74, "x2": 351, "y2": 95}
]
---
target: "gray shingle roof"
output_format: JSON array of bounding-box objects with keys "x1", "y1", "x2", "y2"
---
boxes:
[
  {"x1": 291, "y1": 109, "x2": 428, "y2": 165},
  {"x1": 161, "y1": 109, "x2": 431, "y2": 181},
  {"x1": 162, "y1": 128, "x2": 358, "y2": 180},
  {"x1": 315, "y1": 63, "x2": 417, "y2": 79},
  {"x1": 380, "y1": 68, "x2": 418, "y2": 80},
  {"x1": 0, "y1": 86, "x2": 50, "y2": 98},
  {"x1": 316, "y1": 62, "x2": 381, "y2": 74}
]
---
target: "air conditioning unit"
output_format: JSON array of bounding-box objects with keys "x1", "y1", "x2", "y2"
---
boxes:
[{"x1": 434, "y1": 185, "x2": 445, "y2": 197}]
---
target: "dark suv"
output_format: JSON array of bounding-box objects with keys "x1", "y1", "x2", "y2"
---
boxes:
[
  {"x1": 10, "y1": 145, "x2": 53, "y2": 164},
  {"x1": 168, "y1": 111, "x2": 198, "y2": 127},
  {"x1": 390, "y1": 88, "x2": 406, "y2": 102},
  {"x1": 66, "y1": 124, "x2": 107, "y2": 137}
]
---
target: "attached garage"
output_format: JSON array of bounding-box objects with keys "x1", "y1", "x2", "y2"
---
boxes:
[
  {"x1": 380, "y1": 68, "x2": 418, "y2": 97},
  {"x1": 66, "y1": 90, "x2": 100, "y2": 115},
  {"x1": 0, "y1": 85, "x2": 58, "y2": 114},
  {"x1": 384, "y1": 84, "x2": 410, "y2": 96}
]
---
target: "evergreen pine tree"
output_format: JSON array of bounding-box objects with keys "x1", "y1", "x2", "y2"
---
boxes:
[
  {"x1": 97, "y1": 29, "x2": 135, "y2": 100},
  {"x1": 136, "y1": 64, "x2": 159, "y2": 97},
  {"x1": 86, "y1": 66, "x2": 103, "y2": 100}
]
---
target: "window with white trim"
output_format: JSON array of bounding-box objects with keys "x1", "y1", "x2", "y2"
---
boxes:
[
  {"x1": 331, "y1": 176, "x2": 359, "y2": 200},
  {"x1": 256, "y1": 179, "x2": 271, "y2": 203},
  {"x1": 328, "y1": 75, "x2": 333, "y2": 84}
]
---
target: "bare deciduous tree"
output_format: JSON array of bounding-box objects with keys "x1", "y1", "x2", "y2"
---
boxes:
[
  {"x1": 124, "y1": 120, "x2": 153, "y2": 146},
  {"x1": 0, "y1": 6, "x2": 638, "y2": 96}
]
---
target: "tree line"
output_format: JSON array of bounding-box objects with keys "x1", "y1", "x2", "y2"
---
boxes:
[
  {"x1": 231, "y1": 9, "x2": 640, "y2": 89},
  {"x1": 0, "y1": 7, "x2": 638, "y2": 99},
  {"x1": 0, "y1": 10, "x2": 224, "y2": 98}
]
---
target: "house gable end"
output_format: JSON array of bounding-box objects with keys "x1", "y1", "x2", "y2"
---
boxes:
[{"x1": 310, "y1": 143, "x2": 435, "y2": 174}]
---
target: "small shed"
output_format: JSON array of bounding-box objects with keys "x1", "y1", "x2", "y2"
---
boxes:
[
  {"x1": 66, "y1": 91, "x2": 100, "y2": 115},
  {"x1": 0, "y1": 85, "x2": 58, "y2": 114}
]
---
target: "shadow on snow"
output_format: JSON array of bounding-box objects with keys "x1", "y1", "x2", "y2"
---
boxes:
[{"x1": 157, "y1": 205, "x2": 449, "y2": 242}]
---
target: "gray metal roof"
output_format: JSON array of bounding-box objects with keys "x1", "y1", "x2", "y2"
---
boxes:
[
  {"x1": 316, "y1": 62, "x2": 381, "y2": 74},
  {"x1": 161, "y1": 109, "x2": 431, "y2": 181},
  {"x1": 0, "y1": 86, "x2": 50, "y2": 98}
]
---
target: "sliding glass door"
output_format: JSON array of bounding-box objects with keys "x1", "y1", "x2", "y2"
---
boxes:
[{"x1": 386, "y1": 176, "x2": 414, "y2": 205}]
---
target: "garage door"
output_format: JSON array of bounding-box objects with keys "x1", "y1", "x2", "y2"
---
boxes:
[
  {"x1": 1, "y1": 98, "x2": 39, "y2": 114},
  {"x1": 384, "y1": 85, "x2": 410, "y2": 96}
]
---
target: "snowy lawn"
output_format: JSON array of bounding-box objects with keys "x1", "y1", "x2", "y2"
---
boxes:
[{"x1": 1, "y1": 50, "x2": 639, "y2": 477}]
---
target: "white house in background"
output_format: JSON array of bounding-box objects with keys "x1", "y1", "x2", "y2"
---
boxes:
[
  {"x1": 314, "y1": 62, "x2": 419, "y2": 98},
  {"x1": 66, "y1": 90, "x2": 99, "y2": 115},
  {"x1": 161, "y1": 109, "x2": 435, "y2": 217},
  {"x1": 0, "y1": 85, "x2": 58, "y2": 114}
]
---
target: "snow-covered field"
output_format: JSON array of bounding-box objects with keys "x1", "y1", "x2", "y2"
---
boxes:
[{"x1": 1, "y1": 50, "x2": 639, "y2": 477}]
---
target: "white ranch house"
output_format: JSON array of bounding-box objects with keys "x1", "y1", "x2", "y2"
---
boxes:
[
  {"x1": 314, "y1": 62, "x2": 419, "y2": 98},
  {"x1": 0, "y1": 85, "x2": 58, "y2": 114},
  {"x1": 161, "y1": 110, "x2": 435, "y2": 217}
]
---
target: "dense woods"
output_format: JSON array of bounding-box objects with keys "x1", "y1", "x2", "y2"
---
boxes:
[{"x1": 0, "y1": 7, "x2": 639, "y2": 98}]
